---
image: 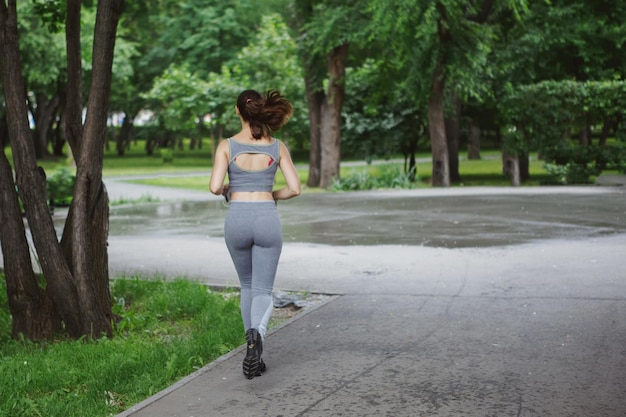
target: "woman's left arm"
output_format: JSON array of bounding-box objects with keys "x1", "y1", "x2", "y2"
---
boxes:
[{"x1": 273, "y1": 141, "x2": 301, "y2": 201}]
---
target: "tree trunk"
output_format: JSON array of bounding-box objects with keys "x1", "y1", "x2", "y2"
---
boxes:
[
  {"x1": 445, "y1": 94, "x2": 462, "y2": 183},
  {"x1": 32, "y1": 93, "x2": 59, "y2": 158},
  {"x1": 53, "y1": 82, "x2": 68, "y2": 157},
  {"x1": 1, "y1": 0, "x2": 84, "y2": 339},
  {"x1": 59, "y1": 0, "x2": 124, "y2": 338},
  {"x1": 145, "y1": 136, "x2": 156, "y2": 155},
  {"x1": 52, "y1": 114, "x2": 66, "y2": 157},
  {"x1": 0, "y1": 111, "x2": 9, "y2": 148},
  {"x1": 502, "y1": 150, "x2": 520, "y2": 186},
  {"x1": 0, "y1": 0, "x2": 123, "y2": 340},
  {"x1": 213, "y1": 123, "x2": 224, "y2": 160},
  {"x1": 519, "y1": 151, "x2": 529, "y2": 182},
  {"x1": 598, "y1": 119, "x2": 612, "y2": 147},
  {"x1": 304, "y1": 76, "x2": 324, "y2": 187},
  {"x1": 406, "y1": 135, "x2": 418, "y2": 182},
  {"x1": 190, "y1": 116, "x2": 205, "y2": 151},
  {"x1": 428, "y1": 60, "x2": 450, "y2": 187},
  {"x1": 467, "y1": 122, "x2": 481, "y2": 160},
  {"x1": 579, "y1": 124, "x2": 590, "y2": 146},
  {"x1": 319, "y1": 43, "x2": 348, "y2": 189},
  {"x1": 294, "y1": 0, "x2": 323, "y2": 188},
  {"x1": 116, "y1": 112, "x2": 135, "y2": 155},
  {"x1": 0, "y1": 151, "x2": 61, "y2": 339},
  {"x1": 64, "y1": 0, "x2": 84, "y2": 155}
]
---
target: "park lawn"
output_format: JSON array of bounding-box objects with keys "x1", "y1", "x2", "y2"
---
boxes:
[
  {"x1": 30, "y1": 140, "x2": 552, "y2": 188},
  {"x1": 124, "y1": 167, "x2": 312, "y2": 192},
  {"x1": 26, "y1": 139, "x2": 215, "y2": 178},
  {"x1": 126, "y1": 151, "x2": 552, "y2": 190},
  {"x1": 443, "y1": 154, "x2": 552, "y2": 186}
]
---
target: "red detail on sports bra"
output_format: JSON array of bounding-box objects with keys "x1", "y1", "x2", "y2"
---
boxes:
[{"x1": 268, "y1": 157, "x2": 274, "y2": 166}]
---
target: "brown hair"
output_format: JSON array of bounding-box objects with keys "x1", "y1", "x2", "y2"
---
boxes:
[{"x1": 236, "y1": 90, "x2": 293, "y2": 140}]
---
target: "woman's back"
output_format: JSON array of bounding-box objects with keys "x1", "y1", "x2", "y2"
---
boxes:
[{"x1": 227, "y1": 137, "x2": 280, "y2": 194}]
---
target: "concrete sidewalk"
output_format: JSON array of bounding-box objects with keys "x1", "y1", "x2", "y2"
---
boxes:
[{"x1": 100, "y1": 178, "x2": 626, "y2": 416}]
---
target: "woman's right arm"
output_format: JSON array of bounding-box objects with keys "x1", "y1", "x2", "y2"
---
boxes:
[{"x1": 209, "y1": 140, "x2": 229, "y2": 197}]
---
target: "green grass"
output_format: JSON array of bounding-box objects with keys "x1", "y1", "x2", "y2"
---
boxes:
[
  {"x1": 443, "y1": 154, "x2": 552, "y2": 186},
  {"x1": 125, "y1": 167, "x2": 312, "y2": 192},
  {"x1": 126, "y1": 151, "x2": 552, "y2": 191},
  {"x1": 111, "y1": 194, "x2": 162, "y2": 206},
  {"x1": 0, "y1": 277, "x2": 244, "y2": 417},
  {"x1": 32, "y1": 139, "x2": 215, "y2": 177}
]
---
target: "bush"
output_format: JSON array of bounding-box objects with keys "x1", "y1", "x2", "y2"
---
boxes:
[
  {"x1": 330, "y1": 164, "x2": 416, "y2": 191},
  {"x1": 46, "y1": 167, "x2": 75, "y2": 206},
  {"x1": 542, "y1": 143, "x2": 626, "y2": 184},
  {"x1": 500, "y1": 80, "x2": 626, "y2": 154}
]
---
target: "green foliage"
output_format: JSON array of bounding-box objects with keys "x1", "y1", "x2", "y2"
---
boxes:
[
  {"x1": 31, "y1": 0, "x2": 66, "y2": 32},
  {"x1": 0, "y1": 277, "x2": 243, "y2": 417},
  {"x1": 160, "y1": 148, "x2": 174, "y2": 164},
  {"x1": 142, "y1": 64, "x2": 211, "y2": 135},
  {"x1": 46, "y1": 167, "x2": 75, "y2": 206},
  {"x1": 141, "y1": 13, "x2": 307, "y2": 146},
  {"x1": 342, "y1": 58, "x2": 430, "y2": 162},
  {"x1": 226, "y1": 14, "x2": 307, "y2": 142},
  {"x1": 542, "y1": 143, "x2": 626, "y2": 184},
  {"x1": 330, "y1": 164, "x2": 417, "y2": 191},
  {"x1": 498, "y1": 0, "x2": 626, "y2": 84},
  {"x1": 16, "y1": 1, "x2": 66, "y2": 94},
  {"x1": 543, "y1": 162, "x2": 595, "y2": 185},
  {"x1": 301, "y1": 2, "x2": 371, "y2": 56},
  {"x1": 500, "y1": 80, "x2": 626, "y2": 155},
  {"x1": 369, "y1": 0, "x2": 527, "y2": 106}
]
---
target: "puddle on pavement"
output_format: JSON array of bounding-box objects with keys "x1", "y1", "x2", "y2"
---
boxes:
[{"x1": 75, "y1": 190, "x2": 626, "y2": 249}]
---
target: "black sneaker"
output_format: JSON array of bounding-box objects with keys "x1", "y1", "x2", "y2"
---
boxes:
[{"x1": 243, "y1": 328, "x2": 261, "y2": 379}]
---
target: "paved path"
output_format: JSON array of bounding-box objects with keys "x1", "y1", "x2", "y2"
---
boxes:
[{"x1": 51, "y1": 177, "x2": 626, "y2": 416}]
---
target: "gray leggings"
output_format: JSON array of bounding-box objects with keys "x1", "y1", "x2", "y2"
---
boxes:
[{"x1": 224, "y1": 201, "x2": 282, "y2": 339}]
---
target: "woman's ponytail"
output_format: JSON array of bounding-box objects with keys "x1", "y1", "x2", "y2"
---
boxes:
[{"x1": 237, "y1": 90, "x2": 293, "y2": 140}]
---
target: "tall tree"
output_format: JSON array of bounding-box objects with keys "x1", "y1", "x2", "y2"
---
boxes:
[
  {"x1": 293, "y1": 0, "x2": 324, "y2": 187},
  {"x1": 0, "y1": 0, "x2": 124, "y2": 340},
  {"x1": 371, "y1": 0, "x2": 527, "y2": 186},
  {"x1": 292, "y1": 0, "x2": 368, "y2": 188}
]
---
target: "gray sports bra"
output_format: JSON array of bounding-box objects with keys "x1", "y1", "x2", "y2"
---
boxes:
[{"x1": 227, "y1": 138, "x2": 280, "y2": 193}]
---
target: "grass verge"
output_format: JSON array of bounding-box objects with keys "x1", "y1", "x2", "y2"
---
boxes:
[
  {"x1": 31, "y1": 141, "x2": 553, "y2": 191},
  {"x1": 0, "y1": 277, "x2": 244, "y2": 417},
  {"x1": 125, "y1": 152, "x2": 553, "y2": 191}
]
